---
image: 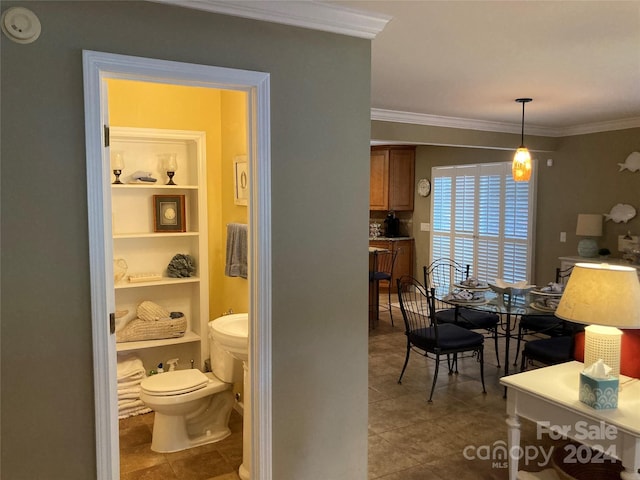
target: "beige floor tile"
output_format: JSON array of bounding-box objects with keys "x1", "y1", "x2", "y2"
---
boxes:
[
  {"x1": 117, "y1": 297, "x2": 552, "y2": 479},
  {"x1": 121, "y1": 463, "x2": 179, "y2": 480}
]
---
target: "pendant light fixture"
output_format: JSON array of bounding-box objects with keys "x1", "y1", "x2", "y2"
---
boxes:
[{"x1": 512, "y1": 98, "x2": 532, "y2": 182}]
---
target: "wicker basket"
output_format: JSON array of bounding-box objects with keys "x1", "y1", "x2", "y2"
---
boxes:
[
  {"x1": 116, "y1": 316, "x2": 187, "y2": 343},
  {"x1": 137, "y1": 300, "x2": 170, "y2": 322},
  {"x1": 551, "y1": 442, "x2": 623, "y2": 480}
]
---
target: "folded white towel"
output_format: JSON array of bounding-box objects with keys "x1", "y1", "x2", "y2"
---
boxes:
[
  {"x1": 117, "y1": 385, "x2": 141, "y2": 396},
  {"x1": 117, "y1": 354, "x2": 146, "y2": 381},
  {"x1": 119, "y1": 398, "x2": 145, "y2": 409},
  {"x1": 118, "y1": 401, "x2": 152, "y2": 420},
  {"x1": 117, "y1": 376, "x2": 145, "y2": 389}
]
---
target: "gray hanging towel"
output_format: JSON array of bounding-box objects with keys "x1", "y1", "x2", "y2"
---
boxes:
[{"x1": 225, "y1": 223, "x2": 248, "y2": 278}]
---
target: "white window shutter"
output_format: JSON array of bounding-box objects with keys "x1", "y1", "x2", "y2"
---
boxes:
[{"x1": 431, "y1": 161, "x2": 535, "y2": 283}]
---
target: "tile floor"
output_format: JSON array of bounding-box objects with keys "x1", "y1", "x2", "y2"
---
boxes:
[
  {"x1": 119, "y1": 409, "x2": 243, "y2": 480},
  {"x1": 368, "y1": 303, "x2": 554, "y2": 479},
  {"x1": 119, "y1": 298, "x2": 576, "y2": 479}
]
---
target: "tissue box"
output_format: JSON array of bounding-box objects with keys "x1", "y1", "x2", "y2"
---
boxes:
[{"x1": 579, "y1": 372, "x2": 618, "y2": 409}]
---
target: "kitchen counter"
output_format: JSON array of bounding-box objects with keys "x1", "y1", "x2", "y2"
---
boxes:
[{"x1": 369, "y1": 236, "x2": 412, "y2": 241}]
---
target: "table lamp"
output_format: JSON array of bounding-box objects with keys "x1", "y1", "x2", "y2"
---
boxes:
[
  {"x1": 555, "y1": 263, "x2": 640, "y2": 377},
  {"x1": 575, "y1": 214, "x2": 603, "y2": 258}
]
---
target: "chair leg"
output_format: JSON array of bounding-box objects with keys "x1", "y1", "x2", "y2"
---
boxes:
[
  {"x1": 398, "y1": 344, "x2": 411, "y2": 384},
  {"x1": 479, "y1": 346, "x2": 486, "y2": 394},
  {"x1": 388, "y1": 286, "x2": 394, "y2": 327},
  {"x1": 429, "y1": 354, "x2": 440, "y2": 402},
  {"x1": 514, "y1": 326, "x2": 524, "y2": 366},
  {"x1": 520, "y1": 350, "x2": 527, "y2": 372},
  {"x1": 493, "y1": 328, "x2": 500, "y2": 367}
]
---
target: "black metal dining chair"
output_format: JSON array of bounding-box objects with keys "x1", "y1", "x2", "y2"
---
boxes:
[
  {"x1": 397, "y1": 276, "x2": 486, "y2": 402},
  {"x1": 371, "y1": 248, "x2": 399, "y2": 326},
  {"x1": 514, "y1": 266, "x2": 574, "y2": 365},
  {"x1": 423, "y1": 260, "x2": 501, "y2": 366},
  {"x1": 520, "y1": 321, "x2": 584, "y2": 371}
]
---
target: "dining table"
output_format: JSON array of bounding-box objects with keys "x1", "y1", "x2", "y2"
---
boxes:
[{"x1": 433, "y1": 283, "x2": 563, "y2": 379}]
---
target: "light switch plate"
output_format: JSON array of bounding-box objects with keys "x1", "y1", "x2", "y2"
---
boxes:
[
  {"x1": 420, "y1": 223, "x2": 430, "y2": 231},
  {"x1": 560, "y1": 232, "x2": 566, "y2": 243}
]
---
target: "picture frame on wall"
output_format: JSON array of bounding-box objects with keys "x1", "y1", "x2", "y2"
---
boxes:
[
  {"x1": 153, "y1": 194, "x2": 186, "y2": 232},
  {"x1": 234, "y1": 155, "x2": 248, "y2": 206}
]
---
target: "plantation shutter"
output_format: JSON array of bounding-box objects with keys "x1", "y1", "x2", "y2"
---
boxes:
[{"x1": 430, "y1": 161, "x2": 535, "y2": 283}]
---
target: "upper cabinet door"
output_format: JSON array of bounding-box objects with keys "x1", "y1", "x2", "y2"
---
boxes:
[
  {"x1": 388, "y1": 147, "x2": 415, "y2": 211},
  {"x1": 370, "y1": 146, "x2": 415, "y2": 211},
  {"x1": 369, "y1": 148, "x2": 389, "y2": 210}
]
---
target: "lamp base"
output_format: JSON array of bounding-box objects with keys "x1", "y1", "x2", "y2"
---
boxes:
[
  {"x1": 577, "y1": 238, "x2": 598, "y2": 257},
  {"x1": 584, "y1": 325, "x2": 622, "y2": 378}
]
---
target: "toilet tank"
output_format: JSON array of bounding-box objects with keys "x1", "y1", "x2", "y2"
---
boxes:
[{"x1": 208, "y1": 324, "x2": 243, "y2": 384}]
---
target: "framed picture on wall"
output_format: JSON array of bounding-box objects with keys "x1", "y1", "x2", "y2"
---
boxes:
[
  {"x1": 234, "y1": 155, "x2": 248, "y2": 206},
  {"x1": 153, "y1": 194, "x2": 186, "y2": 232}
]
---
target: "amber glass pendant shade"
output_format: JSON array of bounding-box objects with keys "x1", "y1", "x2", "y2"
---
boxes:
[
  {"x1": 512, "y1": 98, "x2": 532, "y2": 182},
  {"x1": 512, "y1": 146, "x2": 532, "y2": 182}
]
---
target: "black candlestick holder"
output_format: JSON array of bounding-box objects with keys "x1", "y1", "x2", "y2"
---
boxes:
[
  {"x1": 166, "y1": 171, "x2": 176, "y2": 185},
  {"x1": 113, "y1": 169, "x2": 123, "y2": 184}
]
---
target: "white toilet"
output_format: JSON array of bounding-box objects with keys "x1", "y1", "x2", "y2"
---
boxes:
[{"x1": 140, "y1": 323, "x2": 243, "y2": 453}]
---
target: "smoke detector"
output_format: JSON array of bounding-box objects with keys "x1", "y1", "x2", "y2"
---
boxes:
[{"x1": 2, "y1": 7, "x2": 41, "y2": 44}]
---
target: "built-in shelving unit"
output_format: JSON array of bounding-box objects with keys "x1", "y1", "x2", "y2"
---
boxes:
[{"x1": 110, "y1": 127, "x2": 209, "y2": 371}]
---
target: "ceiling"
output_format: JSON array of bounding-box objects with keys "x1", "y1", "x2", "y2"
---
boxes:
[
  {"x1": 158, "y1": 0, "x2": 640, "y2": 136},
  {"x1": 330, "y1": 1, "x2": 640, "y2": 136}
]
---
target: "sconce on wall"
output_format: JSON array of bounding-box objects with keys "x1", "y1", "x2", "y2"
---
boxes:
[{"x1": 512, "y1": 98, "x2": 532, "y2": 182}]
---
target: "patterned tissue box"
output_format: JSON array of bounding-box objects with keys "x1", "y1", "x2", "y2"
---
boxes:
[{"x1": 579, "y1": 372, "x2": 618, "y2": 409}]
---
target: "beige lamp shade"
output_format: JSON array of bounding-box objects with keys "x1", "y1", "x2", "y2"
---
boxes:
[
  {"x1": 555, "y1": 263, "x2": 640, "y2": 328},
  {"x1": 575, "y1": 214, "x2": 603, "y2": 237}
]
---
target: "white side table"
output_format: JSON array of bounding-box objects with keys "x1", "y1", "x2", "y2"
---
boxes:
[{"x1": 501, "y1": 361, "x2": 640, "y2": 480}]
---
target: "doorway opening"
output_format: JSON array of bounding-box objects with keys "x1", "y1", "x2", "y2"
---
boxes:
[{"x1": 83, "y1": 50, "x2": 272, "y2": 480}]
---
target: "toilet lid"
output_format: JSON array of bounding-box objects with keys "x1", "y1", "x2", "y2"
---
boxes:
[{"x1": 141, "y1": 370, "x2": 209, "y2": 396}]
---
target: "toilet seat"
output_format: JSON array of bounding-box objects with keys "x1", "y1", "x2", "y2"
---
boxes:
[{"x1": 141, "y1": 370, "x2": 210, "y2": 396}]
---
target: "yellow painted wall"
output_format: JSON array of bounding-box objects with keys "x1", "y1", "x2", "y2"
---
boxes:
[{"x1": 106, "y1": 79, "x2": 248, "y2": 321}]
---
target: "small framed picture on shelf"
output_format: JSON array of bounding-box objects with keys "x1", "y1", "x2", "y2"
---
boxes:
[
  {"x1": 153, "y1": 194, "x2": 186, "y2": 232},
  {"x1": 234, "y1": 155, "x2": 248, "y2": 206}
]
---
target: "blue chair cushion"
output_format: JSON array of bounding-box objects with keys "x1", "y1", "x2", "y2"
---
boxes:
[
  {"x1": 524, "y1": 336, "x2": 573, "y2": 364},
  {"x1": 409, "y1": 323, "x2": 484, "y2": 352},
  {"x1": 436, "y1": 307, "x2": 499, "y2": 329},
  {"x1": 372, "y1": 272, "x2": 392, "y2": 281},
  {"x1": 519, "y1": 314, "x2": 564, "y2": 335}
]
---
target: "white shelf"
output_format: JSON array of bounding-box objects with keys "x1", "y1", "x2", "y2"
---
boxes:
[
  {"x1": 112, "y1": 183, "x2": 198, "y2": 190},
  {"x1": 114, "y1": 232, "x2": 200, "y2": 239},
  {"x1": 110, "y1": 126, "x2": 209, "y2": 369},
  {"x1": 116, "y1": 331, "x2": 201, "y2": 352},
  {"x1": 115, "y1": 276, "x2": 201, "y2": 290}
]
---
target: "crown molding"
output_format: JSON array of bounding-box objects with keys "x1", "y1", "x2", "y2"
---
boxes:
[
  {"x1": 371, "y1": 108, "x2": 640, "y2": 138},
  {"x1": 150, "y1": 0, "x2": 391, "y2": 39},
  {"x1": 559, "y1": 117, "x2": 640, "y2": 137}
]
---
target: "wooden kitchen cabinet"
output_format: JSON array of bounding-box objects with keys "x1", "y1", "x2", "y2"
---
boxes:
[
  {"x1": 369, "y1": 238, "x2": 414, "y2": 293},
  {"x1": 370, "y1": 146, "x2": 415, "y2": 211}
]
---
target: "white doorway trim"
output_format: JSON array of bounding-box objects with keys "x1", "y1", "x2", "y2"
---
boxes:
[{"x1": 82, "y1": 50, "x2": 272, "y2": 480}]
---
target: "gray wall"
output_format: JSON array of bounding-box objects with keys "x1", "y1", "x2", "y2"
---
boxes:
[
  {"x1": 404, "y1": 126, "x2": 640, "y2": 284},
  {"x1": 1, "y1": 2, "x2": 371, "y2": 478}
]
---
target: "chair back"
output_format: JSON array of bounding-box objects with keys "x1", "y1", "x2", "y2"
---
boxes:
[
  {"x1": 374, "y1": 249, "x2": 398, "y2": 282},
  {"x1": 555, "y1": 266, "x2": 574, "y2": 284},
  {"x1": 396, "y1": 276, "x2": 435, "y2": 340},
  {"x1": 423, "y1": 258, "x2": 469, "y2": 310},
  {"x1": 424, "y1": 258, "x2": 469, "y2": 288}
]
